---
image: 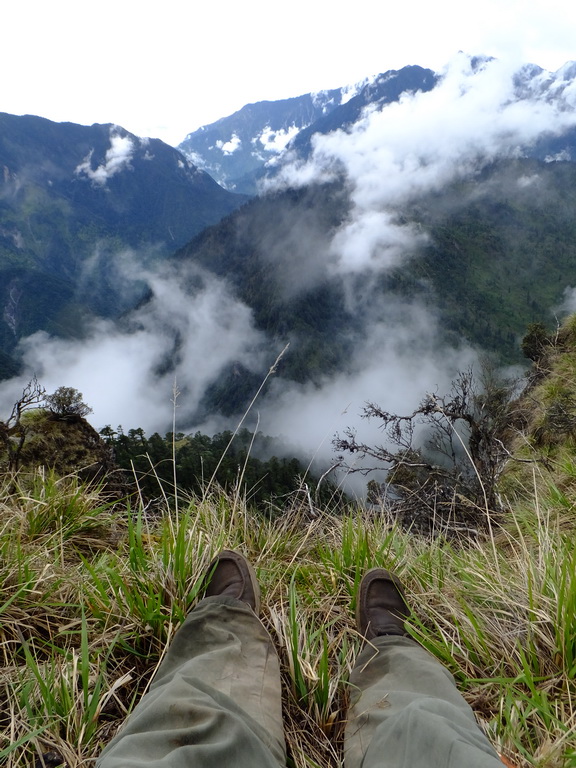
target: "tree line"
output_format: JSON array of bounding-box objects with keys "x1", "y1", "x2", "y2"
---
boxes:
[{"x1": 99, "y1": 425, "x2": 343, "y2": 512}]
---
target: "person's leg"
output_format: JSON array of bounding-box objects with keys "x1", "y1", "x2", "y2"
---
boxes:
[
  {"x1": 344, "y1": 569, "x2": 503, "y2": 768},
  {"x1": 98, "y1": 551, "x2": 286, "y2": 768}
]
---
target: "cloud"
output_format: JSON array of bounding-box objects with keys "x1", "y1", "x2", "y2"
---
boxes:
[
  {"x1": 270, "y1": 55, "x2": 576, "y2": 277},
  {"x1": 253, "y1": 297, "x2": 479, "y2": 491},
  {"x1": 257, "y1": 124, "x2": 300, "y2": 153},
  {"x1": 0, "y1": 239, "x2": 482, "y2": 497},
  {"x1": 328, "y1": 210, "x2": 429, "y2": 275},
  {"x1": 216, "y1": 134, "x2": 242, "y2": 155},
  {"x1": 555, "y1": 286, "x2": 576, "y2": 316},
  {"x1": 75, "y1": 129, "x2": 136, "y2": 186},
  {"x1": 0, "y1": 254, "x2": 266, "y2": 433}
]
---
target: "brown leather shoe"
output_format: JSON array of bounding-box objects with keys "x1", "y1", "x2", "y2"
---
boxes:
[
  {"x1": 204, "y1": 550, "x2": 260, "y2": 614},
  {"x1": 356, "y1": 568, "x2": 411, "y2": 640}
]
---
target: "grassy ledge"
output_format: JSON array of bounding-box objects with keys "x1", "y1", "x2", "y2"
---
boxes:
[{"x1": 1, "y1": 466, "x2": 576, "y2": 767}]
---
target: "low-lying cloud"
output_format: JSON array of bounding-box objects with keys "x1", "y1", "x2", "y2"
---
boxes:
[
  {"x1": 75, "y1": 128, "x2": 136, "y2": 186},
  {"x1": 1, "y1": 254, "x2": 266, "y2": 433},
  {"x1": 255, "y1": 300, "x2": 478, "y2": 467},
  {"x1": 216, "y1": 133, "x2": 242, "y2": 155}
]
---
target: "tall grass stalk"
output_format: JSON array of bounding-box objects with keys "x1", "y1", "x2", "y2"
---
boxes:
[
  {"x1": 171, "y1": 378, "x2": 180, "y2": 516},
  {"x1": 203, "y1": 344, "x2": 289, "y2": 499}
]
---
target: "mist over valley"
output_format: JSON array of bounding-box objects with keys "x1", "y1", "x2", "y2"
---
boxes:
[{"x1": 3, "y1": 55, "x2": 576, "y2": 489}]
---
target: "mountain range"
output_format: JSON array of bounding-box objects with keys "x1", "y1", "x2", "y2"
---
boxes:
[
  {"x1": 2, "y1": 56, "x2": 576, "y2": 438},
  {"x1": 179, "y1": 61, "x2": 576, "y2": 194}
]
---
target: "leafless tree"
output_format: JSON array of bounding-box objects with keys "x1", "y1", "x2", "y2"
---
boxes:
[
  {"x1": 0, "y1": 376, "x2": 46, "y2": 471},
  {"x1": 334, "y1": 366, "x2": 523, "y2": 532}
]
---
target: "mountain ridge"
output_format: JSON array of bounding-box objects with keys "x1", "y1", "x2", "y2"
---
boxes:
[
  {"x1": 177, "y1": 85, "x2": 361, "y2": 194},
  {"x1": 178, "y1": 66, "x2": 437, "y2": 193},
  {"x1": 179, "y1": 58, "x2": 576, "y2": 194}
]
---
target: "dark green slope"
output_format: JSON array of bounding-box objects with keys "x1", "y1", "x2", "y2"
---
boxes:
[
  {"x1": 0, "y1": 113, "x2": 245, "y2": 250},
  {"x1": 407, "y1": 160, "x2": 576, "y2": 357},
  {"x1": 175, "y1": 183, "x2": 360, "y2": 392}
]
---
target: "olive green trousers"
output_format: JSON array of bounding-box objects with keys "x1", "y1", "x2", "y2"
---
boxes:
[{"x1": 98, "y1": 596, "x2": 503, "y2": 768}]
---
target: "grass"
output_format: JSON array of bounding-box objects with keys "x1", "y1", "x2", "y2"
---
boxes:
[{"x1": 1, "y1": 467, "x2": 576, "y2": 767}]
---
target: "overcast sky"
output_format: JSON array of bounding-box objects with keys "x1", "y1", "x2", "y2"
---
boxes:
[{"x1": 2, "y1": 0, "x2": 576, "y2": 146}]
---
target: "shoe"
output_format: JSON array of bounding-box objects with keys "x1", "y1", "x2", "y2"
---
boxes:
[
  {"x1": 204, "y1": 550, "x2": 260, "y2": 614},
  {"x1": 356, "y1": 568, "x2": 411, "y2": 640}
]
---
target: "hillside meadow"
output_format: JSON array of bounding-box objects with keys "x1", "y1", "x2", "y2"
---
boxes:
[{"x1": 1, "y1": 458, "x2": 575, "y2": 768}]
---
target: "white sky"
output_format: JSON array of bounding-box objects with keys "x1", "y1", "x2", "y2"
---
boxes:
[{"x1": 2, "y1": 0, "x2": 576, "y2": 146}]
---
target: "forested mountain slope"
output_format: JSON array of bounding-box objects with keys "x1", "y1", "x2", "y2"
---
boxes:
[{"x1": 0, "y1": 113, "x2": 246, "y2": 377}]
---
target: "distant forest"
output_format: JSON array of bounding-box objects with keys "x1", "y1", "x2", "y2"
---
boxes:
[{"x1": 100, "y1": 426, "x2": 343, "y2": 512}]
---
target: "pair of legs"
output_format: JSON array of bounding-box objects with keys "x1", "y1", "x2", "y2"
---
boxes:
[{"x1": 98, "y1": 552, "x2": 504, "y2": 768}]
